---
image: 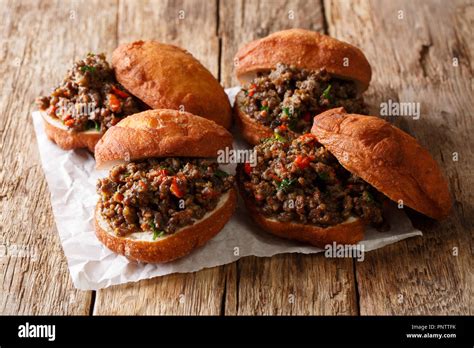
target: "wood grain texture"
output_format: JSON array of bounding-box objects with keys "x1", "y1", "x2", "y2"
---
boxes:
[
  {"x1": 93, "y1": 268, "x2": 227, "y2": 315},
  {"x1": 223, "y1": 255, "x2": 357, "y2": 315},
  {"x1": 219, "y1": 0, "x2": 358, "y2": 315},
  {"x1": 92, "y1": 0, "x2": 226, "y2": 315},
  {"x1": 219, "y1": 0, "x2": 326, "y2": 88},
  {"x1": 0, "y1": 0, "x2": 122, "y2": 314},
  {"x1": 325, "y1": 0, "x2": 473, "y2": 314},
  {"x1": 1, "y1": 0, "x2": 471, "y2": 316}
]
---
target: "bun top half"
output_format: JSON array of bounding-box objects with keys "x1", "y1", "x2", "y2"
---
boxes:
[
  {"x1": 311, "y1": 108, "x2": 451, "y2": 220},
  {"x1": 95, "y1": 109, "x2": 233, "y2": 170},
  {"x1": 234, "y1": 29, "x2": 372, "y2": 91},
  {"x1": 113, "y1": 40, "x2": 232, "y2": 129}
]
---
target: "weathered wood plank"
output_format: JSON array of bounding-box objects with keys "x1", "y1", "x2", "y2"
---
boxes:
[
  {"x1": 2, "y1": 0, "x2": 471, "y2": 316},
  {"x1": 93, "y1": 0, "x2": 226, "y2": 315},
  {"x1": 219, "y1": 0, "x2": 358, "y2": 315},
  {"x1": 219, "y1": 0, "x2": 326, "y2": 88},
  {"x1": 93, "y1": 267, "x2": 227, "y2": 315},
  {"x1": 224, "y1": 255, "x2": 357, "y2": 315},
  {"x1": 325, "y1": 0, "x2": 473, "y2": 315},
  {"x1": 0, "y1": 0, "x2": 122, "y2": 314}
]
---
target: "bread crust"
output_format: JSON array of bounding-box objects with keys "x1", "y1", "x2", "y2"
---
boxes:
[
  {"x1": 112, "y1": 40, "x2": 232, "y2": 129},
  {"x1": 234, "y1": 28, "x2": 372, "y2": 91},
  {"x1": 41, "y1": 111, "x2": 102, "y2": 152},
  {"x1": 94, "y1": 189, "x2": 237, "y2": 263},
  {"x1": 311, "y1": 108, "x2": 452, "y2": 220},
  {"x1": 95, "y1": 109, "x2": 234, "y2": 169},
  {"x1": 236, "y1": 166, "x2": 365, "y2": 247},
  {"x1": 233, "y1": 90, "x2": 273, "y2": 145}
]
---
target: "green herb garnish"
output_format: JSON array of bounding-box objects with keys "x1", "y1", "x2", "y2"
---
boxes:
[
  {"x1": 160, "y1": 166, "x2": 175, "y2": 174},
  {"x1": 288, "y1": 117, "x2": 298, "y2": 131},
  {"x1": 152, "y1": 230, "x2": 165, "y2": 240},
  {"x1": 260, "y1": 105, "x2": 269, "y2": 112},
  {"x1": 281, "y1": 107, "x2": 299, "y2": 131},
  {"x1": 274, "y1": 133, "x2": 287, "y2": 142},
  {"x1": 277, "y1": 178, "x2": 296, "y2": 192},
  {"x1": 149, "y1": 220, "x2": 165, "y2": 240},
  {"x1": 214, "y1": 169, "x2": 229, "y2": 178},
  {"x1": 81, "y1": 65, "x2": 96, "y2": 73},
  {"x1": 318, "y1": 172, "x2": 329, "y2": 181},
  {"x1": 364, "y1": 191, "x2": 374, "y2": 203},
  {"x1": 86, "y1": 120, "x2": 100, "y2": 131},
  {"x1": 322, "y1": 84, "x2": 332, "y2": 100}
]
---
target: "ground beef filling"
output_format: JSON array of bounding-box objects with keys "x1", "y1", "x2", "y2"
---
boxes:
[
  {"x1": 97, "y1": 158, "x2": 235, "y2": 238},
  {"x1": 241, "y1": 63, "x2": 367, "y2": 138},
  {"x1": 240, "y1": 134, "x2": 386, "y2": 229},
  {"x1": 36, "y1": 53, "x2": 141, "y2": 132}
]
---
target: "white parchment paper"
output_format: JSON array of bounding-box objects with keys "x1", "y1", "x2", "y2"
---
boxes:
[{"x1": 31, "y1": 87, "x2": 422, "y2": 290}]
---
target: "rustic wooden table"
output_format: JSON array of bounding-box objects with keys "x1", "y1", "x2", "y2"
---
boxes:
[{"x1": 0, "y1": 0, "x2": 472, "y2": 315}]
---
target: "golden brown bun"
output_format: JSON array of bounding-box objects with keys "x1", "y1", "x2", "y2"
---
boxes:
[
  {"x1": 234, "y1": 28, "x2": 372, "y2": 91},
  {"x1": 234, "y1": 90, "x2": 273, "y2": 145},
  {"x1": 94, "y1": 189, "x2": 237, "y2": 263},
  {"x1": 95, "y1": 109, "x2": 233, "y2": 169},
  {"x1": 236, "y1": 166, "x2": 365, "y2": 247},
  {"x1": 311, "y1": 108, "x2": 452, "y2": 220},
  {"x1": 112, "y1": 40, "x2": 232, "y2": 129},
  {"x1": 41, "y1": 111, "x2": 102, "y2": 152}
]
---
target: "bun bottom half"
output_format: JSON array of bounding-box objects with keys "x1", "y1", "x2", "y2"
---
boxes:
[
  {"x1": 41, "y1": 111, "x2": 102, "y2": 152},
  {"x1": 237, "y1": 169, "x2": 365, "y2": 248},
  {"x1": 94, "y1": 188, "x2": 237, "y2": 263}
]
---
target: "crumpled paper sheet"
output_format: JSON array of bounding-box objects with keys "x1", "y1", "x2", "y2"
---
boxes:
[{"x1": 31, "y1": 87, "x2": 422, "y2": 290}]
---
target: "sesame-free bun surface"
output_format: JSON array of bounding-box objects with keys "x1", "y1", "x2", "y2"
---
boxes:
[
  {"x1": 95, "y1": 109, "x2": 233, "y2": 169},
  {"x1": 94, "y1": 189, "x2": 237, "y2": 263},
  {"x1": 41, "y1": 111, "x2": 102, "y2": 152},
  {"x1": 112, "y1": 40, "x2": 232, "y2": 129},
  {"x1": 311, "y1": 108, "x2": 451, "y2": 220},
  {"x1": 234, "y1": 28, "x2": 372, "y2": 91}
]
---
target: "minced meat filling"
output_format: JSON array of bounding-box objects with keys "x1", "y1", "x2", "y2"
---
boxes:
[
  {"x1": 241, "y1": 63, "x2": 366, "y2": 137},
  {"x1": 97, "y1": 158, "x2": 235, "y2": 238},
  {"x1": 36, "y1": 53, "x2": 141, "y2": 132},
  {"x1": 240, "y1": 134, "x2": 386, "y2": 228}
]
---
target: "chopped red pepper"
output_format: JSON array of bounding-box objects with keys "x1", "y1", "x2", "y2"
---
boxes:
[
  {"x1": 113, "y1": 192, "x2": 124, "y2": 202},
  {"x1": 303, "y1": 112, "x2": 313, "y2": 122},
  {"x1": 247, "y1": 83, "x2": 257, "y2": 97},
  {"x1": 294, "y1": 155, "x2": 314, "y2": 169},
  {"x1": 269, "y1": 173, "x2": 281, "y2": 182},
  {"x1": 300, "y1": 133, "x2": 318, "y2": 143},
  {"x1": 276, "y1": 124, "x2": 288, "y2": 132},
  {"x1": 244, "y1": 162, "x2": 252, "y2": 175},
  {"x1": 170, "y1": 177, "x2": 184, "y2": 198},
  {"x1": 158, "y1": 168, "x2": 169, "y2": 176},
  {"x1": 111, "y1": 85, "x2": 130, "y2": 98},
  {"x1": 64, "y1": 119, "x2": 75, "y2": 127},
  {"x1": 138, "y1": 181, "x2": 148, "y2": 190},
  {"x1": 108, "y1": 93, "x2": 122, "y2": 112}
]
